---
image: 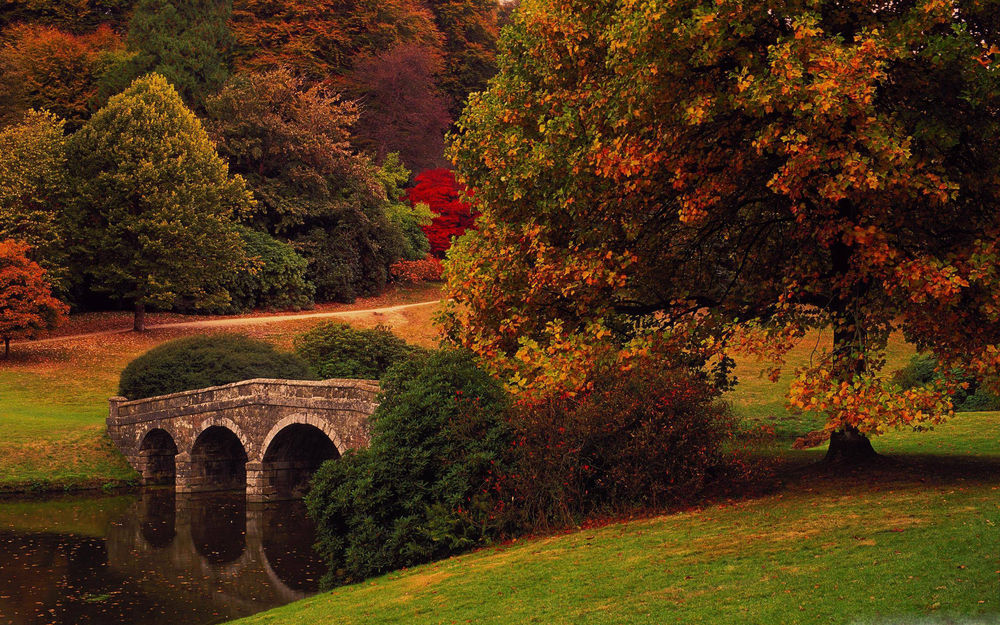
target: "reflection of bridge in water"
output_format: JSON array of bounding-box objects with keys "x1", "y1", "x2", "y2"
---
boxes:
[
  {"x1": 0, "y1": 491, "x2": 326, "y2": 625},
  {"x1": 107, "y1": 379, "x2": 379, "y2": 501},
  {"x1": 107, "y1": 490, "x2": 326, "y2": 614}
]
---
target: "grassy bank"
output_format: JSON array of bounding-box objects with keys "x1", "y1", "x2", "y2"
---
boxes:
[
  {"x1": 0, "y1": 283, "x2": 443, "y2": 493},
  {"x1": 233, "y1": 435, "x2": 999, "y2": 625}
]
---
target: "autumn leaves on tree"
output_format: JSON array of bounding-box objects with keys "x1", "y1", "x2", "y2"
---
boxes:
[
  {"x1": 447, "y1": 0, "x2": 1000, "y2": 460},
  {"x1": 0, "y1": 240, "x2": 67, "y2": 358}
]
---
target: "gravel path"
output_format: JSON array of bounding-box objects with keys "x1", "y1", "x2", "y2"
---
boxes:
[{"x1": 25, "y1": 300, "x2": 443, "y2": 345}]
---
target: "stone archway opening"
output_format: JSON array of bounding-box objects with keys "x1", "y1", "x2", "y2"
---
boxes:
[
  {"x1": 261, "y1": 424, "x2": 339, "y2": 500},
  {"x1": 139, "y1": 428, "x2": 178, "y2": 486},
  {"x1": 189, "y1": 426, "x2": 248, "y2": 493}
]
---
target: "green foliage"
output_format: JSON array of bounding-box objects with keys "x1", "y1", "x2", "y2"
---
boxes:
[
  {"x1": 893, "y1": 354, "x2": 1000, "y2": 412},
  {"x1": 111, "y1": 0, "x2": 233, "y2": 107},
  {"x1": 379, "y1": 154, "x2": 432, "y2": 261},
  {"x1": 218, "y1": 226, "x2": 314, "y2": 313},
  {"x1": 0, "y1": 111, "x2": 70, "y2": 290},
  {"x1": 118, "y1": 334, "x2": 314, "y2": 400},
  {"x1": 206, "y1": 69, "x2": 406, "y2": 302},
  {"x1": 294, "y1": 322, "x2": 419, "y2": 380},
  {"x1": 67, "y1": 74, "x2": 253, "y2": 321},
  {"x1": 306, "y1": 349, "x2": 513, "y2": 587}
]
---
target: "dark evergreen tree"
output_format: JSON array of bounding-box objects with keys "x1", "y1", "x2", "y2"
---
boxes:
[{"x1": 105, "y1": 0, "x2": 233, "y2": 107}]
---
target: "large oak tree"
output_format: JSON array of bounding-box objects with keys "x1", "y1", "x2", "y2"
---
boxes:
[{"x1": 447, "y1": 0, "x2": 1000, "y2": 460}]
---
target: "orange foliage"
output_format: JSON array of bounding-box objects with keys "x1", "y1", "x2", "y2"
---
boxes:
[{"x1": 0, "y1": 240, "x2": 68, "y2": 356}]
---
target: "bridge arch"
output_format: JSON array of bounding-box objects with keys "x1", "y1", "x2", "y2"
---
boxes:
[
  {"x1": 260, "y1": 417, "x2": 341, "y2": 500},
  {"x1": 138, "y1": 428, "x2": 178, "y2": 486},
  {"x1": 188, "y1": 422, "x2": 250, "y2": 493}
]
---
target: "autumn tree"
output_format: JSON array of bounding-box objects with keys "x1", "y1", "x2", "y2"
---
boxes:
[
  {"x1": 205, "y1": 68, "x2": 405, "y2": 301},
  {"x1": 0, "y1": 24, "x2": 123, "y2": 129},
  {"x1": 0, "y1": 240, "x2": 68, "y2": 358},
  {"x1": 230, "y1": 0, "x2": 443, "y2": 82},
  {"x1": 0, "y1": 0, "x2": 134, "y2": 33},
  {"x1": 348, "y1": 44, "x2": 452, "y2": 172},
  {"x1": 0, "y1": 111, "x2": 70, "y2": 290},
  {"x1": 406, "y1": 168, "x2": 476, "y2": 257},
  {"x1": 422, "y1": 0, "x2": 500, "y2": 113},
  {"x1": 447, "y1": 0, "x2": 1000, "y2": 461},
  {"x1": 100, "y1": 0, "x2": 233, "y2": 107},
  {"x1": 68, "y1": 74, "x2": 252, "y2": 331}
]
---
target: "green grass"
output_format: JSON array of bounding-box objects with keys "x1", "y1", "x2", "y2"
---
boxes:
[{"x1": 233, "y1": 456, "x2": 999, "y2": 625}]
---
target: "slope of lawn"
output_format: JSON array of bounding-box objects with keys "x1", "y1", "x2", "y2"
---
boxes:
[
  {"x1": 0, "y1": 283, "x2": 444, "y2": 493},
  {"x1": 232, "y1": 433, "x2": 1000, "y2": 625}
]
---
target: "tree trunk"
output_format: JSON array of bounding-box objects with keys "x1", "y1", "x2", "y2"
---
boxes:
[
  {"x1": 824, "y1": 425, "x2": 877, "y2": 464},
  {"x1": 2, "y1": 337, "x2": 8, "y2": 359},
  {"x1": 825, "y1": 227, "x2": 878, "y2": 465},
  {"x1": 134, "y1": 301, "x2": 146, "y2": 332}
]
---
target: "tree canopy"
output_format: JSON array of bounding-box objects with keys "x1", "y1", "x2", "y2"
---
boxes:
[
  {"x1": 230, "y1": 0, "x2": 443, "y2": 81},
  {"x1": 0, "y1": 24, "x2": 123, "y2": 129},
  {"x1": 447, "y1": 0, "x2": 1000, "y2": 458},
  {"x1": 206, "y1": 68, "x2": 406, "y2": 301},
  {"x1": 0, "y1": 111, "x2": 70, "y2": 289},
  {"x1": 107, "y1": 0, "x2": 233, "y2": 108},
  {"x1": 68, "y1": 73, "x2": 252, "y2": 330}
]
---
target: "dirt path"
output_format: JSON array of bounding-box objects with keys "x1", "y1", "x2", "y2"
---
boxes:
[{"x1": 26, "y1": 300, "x2": 443, "y2": 345}]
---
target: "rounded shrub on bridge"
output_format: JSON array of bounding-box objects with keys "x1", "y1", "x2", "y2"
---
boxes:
[
  {"x1": 306, "y1": 348, "x2": 514, "y2": 588},
  {"x1": 119, "y1": 334, "x2": 315, "y2": 400},
  {"x1": 294, "y1": 322, "x2": 423, "y2": 380}
]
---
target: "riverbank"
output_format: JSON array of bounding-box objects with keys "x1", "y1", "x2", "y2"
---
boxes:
[
  {"x1": 230, "y1": 417, "x2": 1000, "y2": 624},
  {"x1": 0, "y1": 283, "x2": 444, "y2": 495}
]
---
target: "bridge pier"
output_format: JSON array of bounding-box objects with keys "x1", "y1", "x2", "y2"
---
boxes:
[
  {"x1": 175, "y1": 452, "x2": 194, "y2": 494},
  {"x1": 247, "y1": 462, "x2": 268, "y2": 502}
]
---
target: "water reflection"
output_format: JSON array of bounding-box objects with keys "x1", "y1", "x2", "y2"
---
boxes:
[{"x1": 0, "y1": 491, "x2": 326, "y2": 625}]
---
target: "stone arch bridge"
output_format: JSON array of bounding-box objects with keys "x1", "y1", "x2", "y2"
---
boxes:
[{"x1": 107, "y1": 379, "x2": 378, "y2": 502}]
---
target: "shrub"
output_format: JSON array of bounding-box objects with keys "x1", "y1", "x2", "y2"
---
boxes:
[
  {"x1": 504, "y1": 364, "x2": 739, "y2": 529},
  {"x1": 406, "y1": 168, "x2": 476, "y2": 257},
  {"x1": 892, "y1": 353, "x2": 1000, "y2": 412},
  {"x1": 294, "y1": 322, "x2": 421, "y2": 380},
  {"x1": 389, "y1": 255, "x2": 443, "y2": 284},
  {"x1": 221, "y1": 226, "x2": 315, "y2": 313},
  {"x1": 306, "y1": 349, "x2": 513, "y2": 587},
  {"x1": 294, "y1": 221, "x2": 403, "y2": 303},
  {"x1": 119, "y1": 334, "x2": 314, "y2": 400}
]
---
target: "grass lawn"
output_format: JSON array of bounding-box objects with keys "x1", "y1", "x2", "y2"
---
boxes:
[
  {"x1": 233, "y1": 446, "x2": 999, "y2": 625},
  {"x1": 0, "y1": 283, "x2": 444, "y2": 493}
]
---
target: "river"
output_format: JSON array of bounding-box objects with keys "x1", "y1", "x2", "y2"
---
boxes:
[{"x1": 0, "y1": 490, "x2": 326, "y2": 625}]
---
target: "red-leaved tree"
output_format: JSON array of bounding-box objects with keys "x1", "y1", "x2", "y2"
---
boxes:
[
  {"x1": 406, "y1": 168, "x2": 476, "y2": 257},
  {"x1": 0, "y1": 240, "x2": 68, "y2": 358}
]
